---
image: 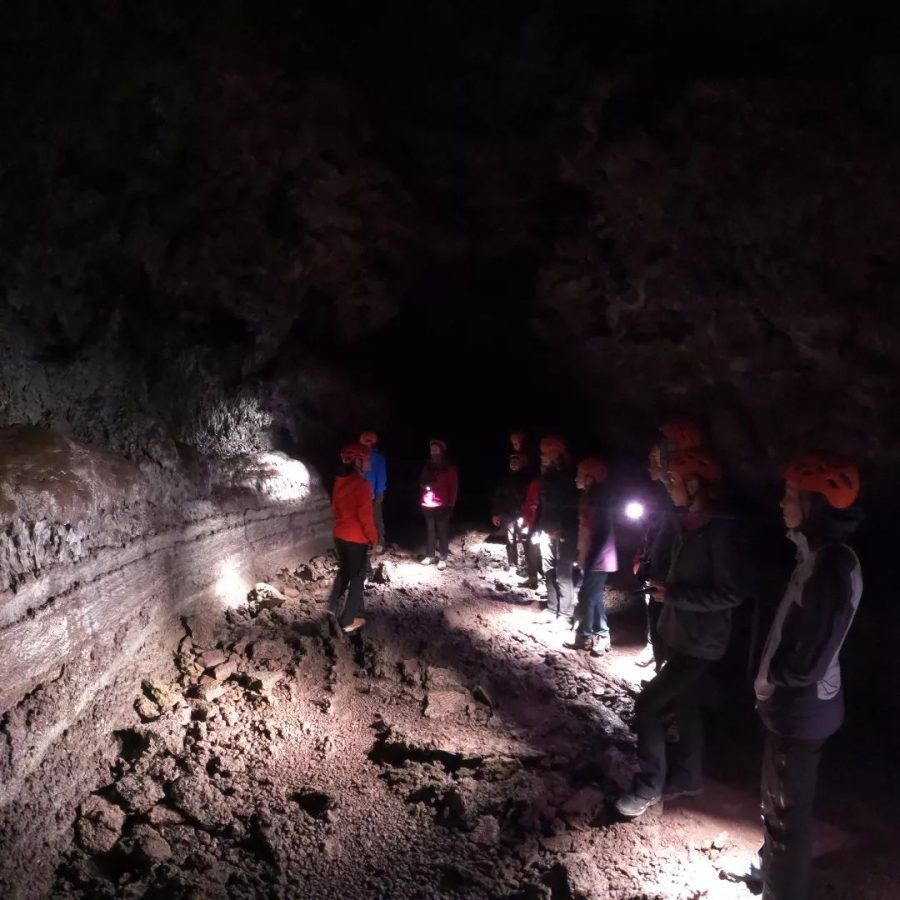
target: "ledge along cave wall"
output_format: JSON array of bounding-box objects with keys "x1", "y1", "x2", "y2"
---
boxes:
[{"x1": 0, "y1": 426, "x2": 331, "y2": 898}]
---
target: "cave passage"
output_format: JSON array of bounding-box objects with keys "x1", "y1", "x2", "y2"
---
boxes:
[{"x1": 3, "y1": 2, "x2": 900, "y2": 899}]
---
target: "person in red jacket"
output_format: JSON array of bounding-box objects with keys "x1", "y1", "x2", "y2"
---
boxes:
[
  {"x1": 520, "y1": 469, "x2": 543, "y2": 589},
  {"x1": 328, "y1": 443, "x2": 378, "y2": 633},
  {"x1": 420, "y1": 438, "x2": 459, "y2": 571}
]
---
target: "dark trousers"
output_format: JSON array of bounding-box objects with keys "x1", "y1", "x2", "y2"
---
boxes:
[
  {"x1": 575, "y1": 571, "x2": 608, "y2": 637},
  {"x1": 524, "y1": 537, "x2": 542, "y2": 579},
  {"x1": 424, "y1": 507, "x2": 451, "y2": 558},
  {"x1": 373, "y1": 496, "x2": 385, "y2": 546},
  {"x1": 761, "y1": 730, "x2": 826, "y2": 900},
  {"x1": 503, "y1": 517, "x2": 520, "y2": 567},
  {"x1": 646, "y1": 592, "x2": 666, "y2": 668},
  {"x1": 543, "y1": 534, "x2": 575, "y2": 617},
  {"x1": 632, "y1": 653, "x2": 710, "y2": 798},
  {"x1": 328, "y1": 538, "x2": 369, "y2": 626}
]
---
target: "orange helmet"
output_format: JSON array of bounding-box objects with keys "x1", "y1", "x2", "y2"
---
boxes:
[
  {"x1": 341, "y1": 443, "x2": 370, "y2": 464},
  {"x1": 660, "y1": 420, "x2": 703, "y2": 452},
  {"x1": 577, "y1": 457, "x2": 608, "y2": 483},
  {"x1": 539, "y1": 435, "x2": 567, "y2": 459},
  {"x1": 429, "y1": 438, "x2": 447, "y2": 452},
  {"x1": 785, "y1": 454, "x2": 860, "y2": 509},
  {"x1": 359, "y1": 431, "x2": 378, "y2": 446},
  {"x1": 666, "y1": 447, "x2": 722, "y2": 483}
]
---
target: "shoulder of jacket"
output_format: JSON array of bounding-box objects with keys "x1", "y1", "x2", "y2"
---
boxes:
[{"x1": 814, "y1": 543, "x2": 857, "y2": 578}]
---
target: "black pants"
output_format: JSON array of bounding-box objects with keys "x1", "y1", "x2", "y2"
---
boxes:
[
  {"x1": 502, "y1": 517, "x2": 521, "y2": 567},
  {"x1": 424, "y1": 507, "x2": 451, "y2": 558},
  {"x1": 525, "y1": 536, "x2": 542, "y2": 580},
  {"x1": 328, "y1": 538, "x2": 369, "y2": 626},
  {"x1": 761, "y1": 730, "x2": 826, "y2": 900},
  {"x1": 646, "y1": 592, "x2": 666, "y2": 669},
  {"x1": 632, "y1": 652, "x2": 710, "y2": 799},
  {"x1": 543, "y1": 533, "x2": 575, "y2": 617},
  {"x1": 373, "y1": 496, "x2": 385, "y2": 546}
]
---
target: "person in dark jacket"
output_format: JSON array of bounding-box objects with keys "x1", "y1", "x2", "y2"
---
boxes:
[
  {"x1": 420, "y1": 438, "x2": 459, "y2": 570},
  {"x1": 617, "y1": 446, "x2": 743, "y2": 818},
  {"x1": 566, "y1": 458, "x2": 617, "y2": 655},
  {"x1": 492, "y1": 452, "x2": 530, "y2": 573},
  {"x1": 359, "y1": 431, "x2": 387, "y2": 552},
  {"x1": 752, "y1": 454, "x2": 863, "y2": 900},
  {"x1": 328, "y1": 443, "x2": 378, "y2": 633},
  {"x1": 635, "y1": 420, "x2": 704, "y2": 671},
  {"x1": 534, "y1": 435, "x2": 579, "y2": 620}
]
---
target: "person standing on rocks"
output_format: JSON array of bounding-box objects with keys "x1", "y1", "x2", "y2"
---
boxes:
[
  {"x1": 634, "y1": 420, "x2": 704, "y2": 672},
  {"x1": 752, "y1": 455, "x2": 862, "y2": 900},
  {"x1": 616, "y1": 446, "x2": 743, "y2": 818},
  {"x1": 420, "y1": 438, "x2": 458, "y2": 571},
  {"x1": 565, "y1": 457, "x2": 617, "y2": 655},
  {"x1": 328, "y1": 443, "x2": 378, "y2": 633},
  {"x1": 534, "y1": 435, "x2": 579, "y2": 622},
  {"x1": 520, "y1": 467, "x2": 544, "y2": 590},
  {"x1": 491, "y1": 452, "x2": 531, "y2": 574},
  {"x1": 360, "y1": 431, "x2": 387, "y2": 552}
]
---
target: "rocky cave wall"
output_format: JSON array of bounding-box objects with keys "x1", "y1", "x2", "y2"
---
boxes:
[{"x1": 0, "y1": 427, "x2": 331, "y2": 896}]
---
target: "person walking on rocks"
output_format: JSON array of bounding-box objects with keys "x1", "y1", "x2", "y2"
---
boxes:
[
  {"x1": 360, "y1": 431, "x2": 387, "y2": 552},
  {"x1": 420, "y1": 438, "x2": 458, "y2": 571},
  {"x1": 534, "y1": 435, "x2": 579, "y2": 621},
  {"x1": 328, "y1": 443, "x2": 378, "y2": 633},
  {"x1": 753, "y1": 454, "x2": 863, "y2": 900},
  {"x1": 617, "y1": 446, "x2": 743, "y2": 818},
  {"x1": 492, "y1": 452, "x2": 530, "y2": 574},
  {"x1": 635, "y1": 420, "x2": 704, "y2": 672},
  {"x1": 565, "y1": 457, "x2": 617, "y2": 655}
]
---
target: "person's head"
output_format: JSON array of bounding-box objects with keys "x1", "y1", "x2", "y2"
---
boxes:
[
  {"x1": 510, "y1": 430, "x2": 525, "y2": 452},
  {"x1": 429, "y1": 438, "x2": 447, "y2": 462},
  {"x1": 664, "y1": 447, "x2": 722, "y2": 510},
  {"x1": 653, "y1": 419, "x2": 702, "y2": 482},
  {"x1": 359, "y1": 431, "x2": 378, "y2": 448},
  {"x1": 539, "y1": 435, "x2": 567, "y2": 471},
  {"x1": 576, "y1": 457, "x2": 608, "y2": 492},
  {"x1": 340, "y1": 443, "x2": 371, "y2": 474},
  {"x1": 782, "y1": 454, "x2": 860, "y2": 530},
  {"x1": 509, "y1": 453, "x2": 526, "y2": 473}
]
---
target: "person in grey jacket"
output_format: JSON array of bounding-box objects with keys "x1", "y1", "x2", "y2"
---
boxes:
[
  {"x1": 753, "y1": 454, "x2": 863, "y2": 900},
  {"x1": 617, "y1": 446, "x2": 744, "y2": 818}
]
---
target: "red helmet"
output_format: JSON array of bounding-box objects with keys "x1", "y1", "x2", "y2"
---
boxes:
[
  {"x1": 340, "y1": 443, "x2": 370, "y2": 465},
  {"x1": 660, "y1": 420, "x2": 703, "y2": 452},
  {"x1": 429, "y1": 438, "x2": 447, "y2": 452},
  {"x1": 539, "y1": 435, "x2": 567, "y2": 459},
  {"x1": 359, "y1": 431, "x2": 378, "y2": 447},
  {"x1": 577, "y1": 457, "x2": 608, "y2": 483},
  {"x1": 785, "y1": 454, "x2": 860, "y2": 509},
  {"x1": 666, "y1": 447, "x2": 722, "y2": 483}
]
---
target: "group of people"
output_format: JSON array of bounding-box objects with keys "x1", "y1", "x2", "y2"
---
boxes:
[{"x1": 326, "y1": 424, "x2": 864, "y2": 900}]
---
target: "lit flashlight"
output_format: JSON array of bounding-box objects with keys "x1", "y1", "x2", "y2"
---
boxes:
[{"x1": 625, "y1": 501, "x2": 645, "y2": 521}]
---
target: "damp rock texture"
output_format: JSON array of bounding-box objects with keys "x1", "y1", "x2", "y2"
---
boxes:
[
  {"x1": 46, "y1": 535, "x2": 900, "y2": 900},
  {"x1": 0, "y1": 427, "x2": 330, "y2": 899}
]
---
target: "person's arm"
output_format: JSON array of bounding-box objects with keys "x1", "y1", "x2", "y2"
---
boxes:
[
  {"x1": 584, "y1": 503, "x2": 612, "y2": 571},
  {"x1": 665, "y1": 522, "x2": 744, "y2": 612},
  {"x1": 769, "y1": 546, "x2": 857, "y2": 688},
  {"x1": 357, "y1": 478, "x2": 378, "y2": 545},
  {"x1": 447, "y1": 466, "x2": 459, "y2": 508}
]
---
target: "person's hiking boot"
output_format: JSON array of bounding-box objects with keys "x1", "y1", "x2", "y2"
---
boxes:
[
  {"x1": 615, "y1": 792, "x2": 660, "y2": 818},
  {"x1": 635, "y1": 644, "x2": 656, "y2": 667},
  {"x1": 520, "y1": 577, "x2": 539, "y2": 590},
  {"x1": 590, "y1": 634, "x2": 611, "y2": 656},
  {"x1": 342, "y1": 617, "x2": 366, "y2": 633},
  {"x1": 564, "y1": 633, "x2": 594, "y2": 652},
  {"x1": 436, "y1": 558, "x2": 447, "y2": 571},
  {"x1": 662, "y1": 779, "x2": 703, "y2": 801},
  {"x1": 421, "y1": 556, "x2": 435, "y2": 566}
]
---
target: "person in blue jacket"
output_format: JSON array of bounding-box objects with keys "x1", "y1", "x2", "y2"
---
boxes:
[{"x1": 360, "y1": 432, "x2": 387, "y2": 552}]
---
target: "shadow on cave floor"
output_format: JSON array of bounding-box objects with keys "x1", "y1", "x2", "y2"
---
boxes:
[{"x1": 52, "y1": 531, "x2": 900, "y2": 900}]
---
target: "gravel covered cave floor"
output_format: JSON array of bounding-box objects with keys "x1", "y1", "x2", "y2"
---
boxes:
[{"x1": 52, "y1": 534, "x2": 899, "y2": 900}]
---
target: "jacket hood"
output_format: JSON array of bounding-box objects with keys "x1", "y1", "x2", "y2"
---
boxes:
[{"x1": 801, "y1": 494, "x2": 864, "y2": 544}]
